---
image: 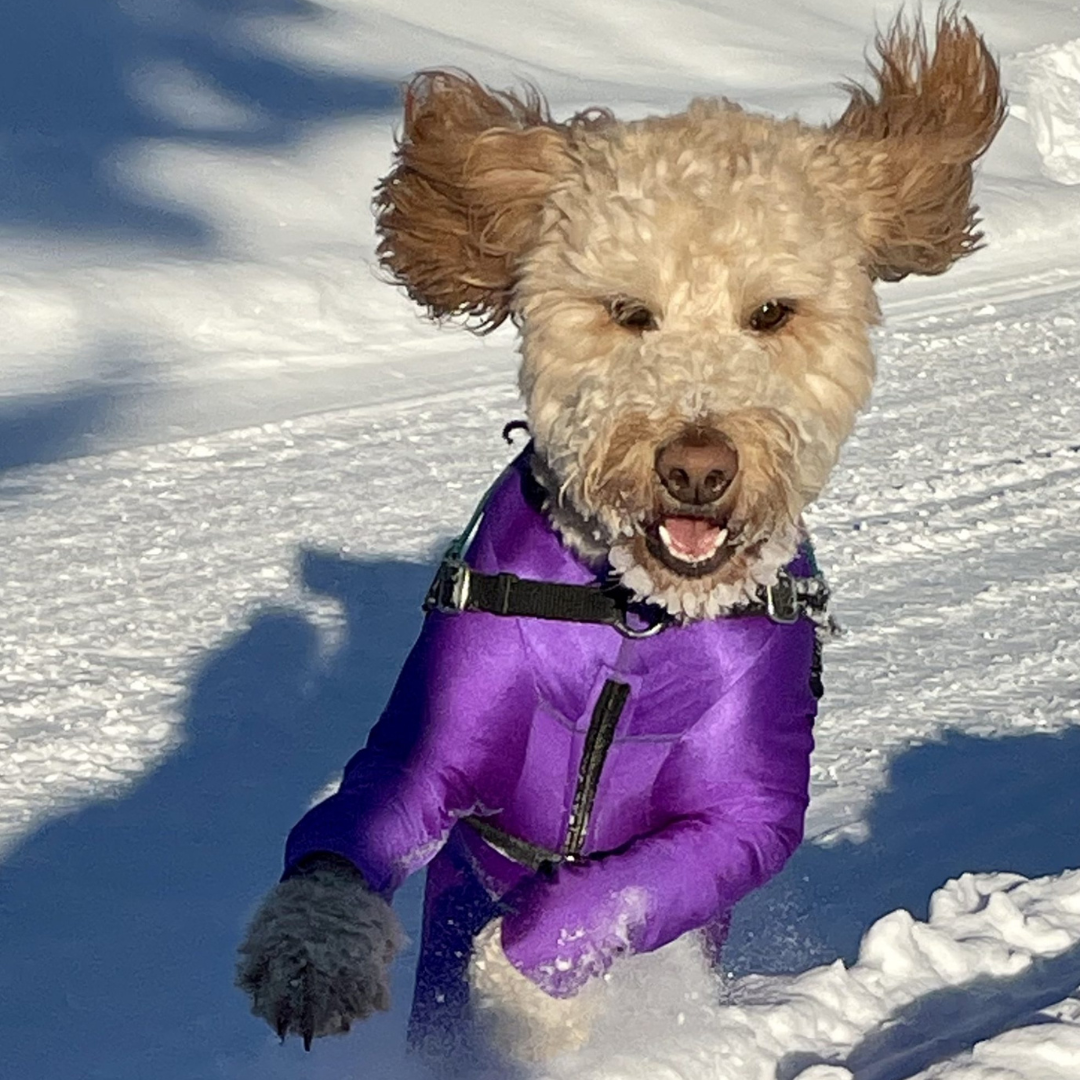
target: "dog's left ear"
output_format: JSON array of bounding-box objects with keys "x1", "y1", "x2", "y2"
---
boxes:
[
  {"x1": 830, "y1": 10, "x2": 1006, "y2": 282},
  {"x1": 375, "y1": 71, "x2": 577, "y2": 331}
]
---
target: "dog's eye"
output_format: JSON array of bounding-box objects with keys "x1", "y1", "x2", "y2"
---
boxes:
[
  {"x1": 604, "y1": 296, "x2": 658, "y2": 333},
  {"x1": 748, "y1": 300, "x2": 796, "y2": 333}
]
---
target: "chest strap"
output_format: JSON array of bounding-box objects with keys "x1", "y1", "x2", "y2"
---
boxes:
[
  {"x1": 423, "y1": 451, "x2": 832, "y2": 637},
  {"x1": 424, "y1": 556, "x2": 673, "y2": 638},
  {"x1": 424, "y1": 554, "x2": 830, "y2": 639}
]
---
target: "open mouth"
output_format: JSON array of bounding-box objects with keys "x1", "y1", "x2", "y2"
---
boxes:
[{"x1": 644, "y1": 515, "x2": 734, "y2": 577}]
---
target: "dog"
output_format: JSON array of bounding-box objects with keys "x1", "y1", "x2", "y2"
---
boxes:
[{"x1": 236, "y1": 10, "x2": 1004, "y2": 1065}]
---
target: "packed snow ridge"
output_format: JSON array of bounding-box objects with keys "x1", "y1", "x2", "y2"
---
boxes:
[{"x1": 535, "y1": 870, "x2": 1080, "y2": 1080}]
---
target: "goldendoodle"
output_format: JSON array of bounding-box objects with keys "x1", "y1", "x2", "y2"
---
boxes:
[{"x1": 237, "y1": 10, "x2": 1004, "y2": 1065}]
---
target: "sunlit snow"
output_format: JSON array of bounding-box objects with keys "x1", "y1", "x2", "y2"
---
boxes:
[{"x1": 1, "y1": 3, "x2": 1078, "y2": 1079}]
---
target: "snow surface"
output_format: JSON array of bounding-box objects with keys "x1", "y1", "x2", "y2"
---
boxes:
[{"x1": 1, "y1": 2, "x2": 1078, "y2": 1079}]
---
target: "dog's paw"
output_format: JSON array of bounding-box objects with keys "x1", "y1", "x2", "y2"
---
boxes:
[
  {"x1": 236, "y1": 861, "x2": 404, "y2": 1048},
  {"x1": 468, "y1": 918, "x2": 602, "y2": 1063}
]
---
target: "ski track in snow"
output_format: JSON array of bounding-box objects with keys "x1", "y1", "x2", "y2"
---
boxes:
[{"x1": 3, "y1": 2, "x2": 1080, "y2": 1078}]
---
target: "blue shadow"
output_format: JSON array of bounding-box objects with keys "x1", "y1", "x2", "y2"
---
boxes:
[
  {"x1": 727, "y1": 727, "x2": 1080, "y2": 976},
  {"x1": 0, "y1": 0, "x2": 398, "y2": 242},
  {"x1": 0, "y1": 343, "x2": 153, "y2": 481},
  {"x1": 776, "y1": 935, "x2": 1080, "y2": 1080},
  {"x1": 0, "y1": 550, "x2": 434, "y2": 1080},
  {"x1": 0, "y1": 384, "x2": 117, "y2": 472}
]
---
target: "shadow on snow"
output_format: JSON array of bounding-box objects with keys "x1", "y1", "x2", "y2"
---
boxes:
[
  {"x1": 732, "y1": 725, "x2": 1080, "y2": 1080},
  {"x1": 727, "y1": 726, "x2": 1080, "y2": 974},
  {"x1": 0, "y1": 545, "x2": 1077, "y2": 1078},
  {"x1": 0, "y1": 344, "x2": 149, "y2": 486},
  {"x1": 0, "y1": 384, "x2": 119, "y2": 472},
  {"x1": 0, "y1": 0, "x2": 398, "y2": 243},
  {"x1": 777, "y1": 936, "x2": 1080, "y2": 1080},
  {"x1": 0, "y1": 550, "x2": 433, "y2": 1080}
]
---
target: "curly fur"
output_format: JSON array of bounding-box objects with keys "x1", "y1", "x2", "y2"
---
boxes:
[
  {"x1": 374, "y1": 71, "x2": 607, "y2": 331},
  {"x1": 236, "y1": 7, "x2": 1007, "y2": 1065},
  {"x1": 375, "y1": 11, "x2": 1005, "y2": 619},
  {"x1": 236, "y1": 868, "x2": 404, "y2": 1042},
  {"x1": 467, "y1": 918, "x2": 602, "y2": 1063},
  {"x1": 832, "y1": 8, "x2": 1006, "y2": 281}
]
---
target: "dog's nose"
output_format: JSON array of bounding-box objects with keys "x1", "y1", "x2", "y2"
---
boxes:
[{"x1": 655, "y1": 430, "x2": 738, "y2": 505}]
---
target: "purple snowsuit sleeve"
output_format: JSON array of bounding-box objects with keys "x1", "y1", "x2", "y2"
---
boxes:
[
  {"x1": 499, "y1": 620, "x2": 816, "y2": 997},
  {"x1": 284, "y1": 610, "x2": 534, "y2": 895}
]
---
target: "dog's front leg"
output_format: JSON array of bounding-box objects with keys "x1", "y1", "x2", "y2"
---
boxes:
[
  {"x1": 236, "y1": 855, "x2": 404, "y2": 1049},
  {"x1": 467, "y1": 917, "x2": 602, "y2": 1062}
]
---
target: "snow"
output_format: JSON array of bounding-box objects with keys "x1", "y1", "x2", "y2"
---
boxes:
[
  {"x1": 1, "y1": 2, "x2": 1078, "y2": 1079},
  {"x1": 1009, "y1": 38, "x2": 1080, "y2": 186},
  {"x1": 537, "y1": 870, "x2": 1080, "y2": 1080}
]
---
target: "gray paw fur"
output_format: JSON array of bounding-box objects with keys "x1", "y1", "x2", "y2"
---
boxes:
[{"x1": 236, "y1": 865, "x2": 404, "y2": 1048}]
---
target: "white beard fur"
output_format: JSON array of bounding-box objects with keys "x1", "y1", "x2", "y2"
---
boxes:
[
  {"x1": 532, "y1": 459, "x2": 799, "y2": 619},
  {"x1": 607, "y1": 527, "x2": 799, "y2": 619}
]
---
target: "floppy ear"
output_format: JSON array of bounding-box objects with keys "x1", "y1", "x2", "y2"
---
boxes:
[
  {"x1": 375, "y1": 71, "x2": 576, "y2": 331},
  {"x1": 831, "y1": 10, "x2": 1006, "y2": 281}
]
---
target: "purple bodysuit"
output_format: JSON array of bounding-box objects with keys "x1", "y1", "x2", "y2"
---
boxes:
[{"x1": 284, "y1": 450, "x2": 818, "y2": 1037}]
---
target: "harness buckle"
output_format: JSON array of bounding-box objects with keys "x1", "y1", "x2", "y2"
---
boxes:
[
  {"x1": 765, "y1": 571, "x2": 800, "y2": 624},
  {"x1": 424, "y1": 557, "x2": 472, "y2": 614}
]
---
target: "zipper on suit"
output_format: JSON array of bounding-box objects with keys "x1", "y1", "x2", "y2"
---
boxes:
[{"x1": 562, "y1": 679, "x2": 630, "y2": 862}]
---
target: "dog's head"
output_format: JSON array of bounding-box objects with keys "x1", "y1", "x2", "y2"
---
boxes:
[{"x1": 376, "y1": 12, "x2": 1004, "y2": 617}]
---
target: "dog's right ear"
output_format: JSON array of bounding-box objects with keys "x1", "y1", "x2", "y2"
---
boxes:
[{"x1": 375, "y1": 72, "x2": 575, "y2": 332}]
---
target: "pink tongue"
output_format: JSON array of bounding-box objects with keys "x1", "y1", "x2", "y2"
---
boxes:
[{"x1": 663, "y1": 516, "x2": 721, "y2": 558}]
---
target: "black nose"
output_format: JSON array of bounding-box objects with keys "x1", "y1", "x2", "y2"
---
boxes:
[{"x1": 655, "y1": 429, "x2": 738, "y2": 506}]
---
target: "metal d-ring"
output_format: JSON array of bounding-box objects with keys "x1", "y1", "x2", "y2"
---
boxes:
[{"x1": 611, "y1": 604, "x2": 671, "y2": 639}]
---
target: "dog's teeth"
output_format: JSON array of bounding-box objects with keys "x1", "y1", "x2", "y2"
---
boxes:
[{"x1": 659, "y1": 521, "x2": 730, "y2": 563}]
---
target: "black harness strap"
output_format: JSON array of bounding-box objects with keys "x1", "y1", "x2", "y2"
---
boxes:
[
  {"x1": 424, "y1": 555, "x2": 831, "y2": 638},
  {"x1": 439, "y1": 567, "x2": 623, "y2": 624},
  {"x1": 424, "y1": 558, "x2": 673, "y2": 638},
  {"x1": 460, "y1": 814, "x2": 564, "y2": 876},
  {"x1": 422, "y1": 449, "x2": 832, "y2": 637}
]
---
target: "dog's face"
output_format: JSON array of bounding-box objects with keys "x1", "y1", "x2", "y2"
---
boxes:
[
  {"x1": 516, "y1": 106, "x2": 880, "y2": 614},
  {"x1": 377, "y1": 14, "x2": 1004, "y2": 616}
]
